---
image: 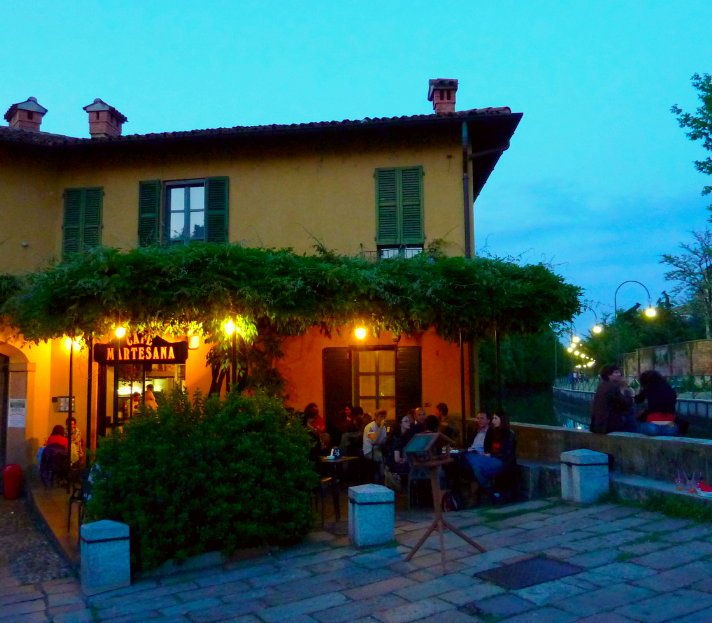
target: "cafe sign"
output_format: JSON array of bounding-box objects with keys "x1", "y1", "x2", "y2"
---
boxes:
[{"x1": 94, "y1": 334, "x2": 189, "y2": 365}]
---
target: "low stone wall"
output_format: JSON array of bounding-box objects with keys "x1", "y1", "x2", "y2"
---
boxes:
[{"x1": 512, "y1": 423, "x2": 712, "y2": 483}]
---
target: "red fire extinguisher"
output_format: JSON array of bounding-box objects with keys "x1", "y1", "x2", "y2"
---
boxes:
[{"x1": 2, "y1": 464, "x2": 23, "y2": 500}]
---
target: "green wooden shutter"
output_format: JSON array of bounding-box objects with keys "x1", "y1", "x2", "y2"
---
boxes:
[
  {"x1": 82, "y1": 187, "x2": 103, "y2": 249},
  {"x1": 205, "y1": 177, "x2": 229, "y2": 243},
  {"x1": 400, "y1": 167, "x2": 424, "y2": 244},
  {"x1": 376, "y1": 167, "x2": 423, "y2": 245},
  {"x1": 375, "y1": 169, "x2": 398, "y2": 244},
  {"x1": 322, "y1": 347, "x2": 353, "y2": 428},
  {"x1": 395, "y1": 346, "x2": 422, "y2": 418},
  {"x1": 63, "y1": 189, "x2": 82, "y2": 255},
  {"x1": 138, "y1": 180, "x2": 161, "y2": 247}
]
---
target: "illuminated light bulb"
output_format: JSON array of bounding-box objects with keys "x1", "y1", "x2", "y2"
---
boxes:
[
  {"x1": 114, "y1": 326, "x2": 127, "y2": 339},
  {"x1": 592, "y1": 324, "x2": 603, "y2": 334},
  {"x1": 644, "y1": 306, "x2": 657, "y2": 319},
  {"x1": 354, "y1": 326, "x2": 367, "y2": 340}
]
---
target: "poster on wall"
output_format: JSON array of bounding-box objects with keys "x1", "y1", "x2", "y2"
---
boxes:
[{"x1": 8, "y1": 399, "x2": 26, "y2": 428}]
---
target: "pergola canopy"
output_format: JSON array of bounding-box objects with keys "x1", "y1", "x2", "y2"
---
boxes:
[{"x1": 0, "y1": 244, "x2": 581, "y2": 342}]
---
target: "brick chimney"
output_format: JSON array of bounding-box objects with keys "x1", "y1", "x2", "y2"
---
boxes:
[
  {"x1": 82, "y1": 98, "x2": 128, "y2": 138},
  {"x1": 3, "y1": 96, "x2": 48, "y2": 131},
  {"x1": 428, "y1": 78, "x2": 458, "y2": 115}
]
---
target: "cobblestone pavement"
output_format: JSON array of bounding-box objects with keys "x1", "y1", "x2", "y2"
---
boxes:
[
  {"x1": 0, "y1": 496, "x2": 82, "y2": 622},
  {"x1": 3, "y1": 496, "x2": 712, "y2": 622}
]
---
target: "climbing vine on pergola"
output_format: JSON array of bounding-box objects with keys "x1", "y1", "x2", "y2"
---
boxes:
[{"x1": 0, "y1": 244, "x2": 581, "y2": 343}]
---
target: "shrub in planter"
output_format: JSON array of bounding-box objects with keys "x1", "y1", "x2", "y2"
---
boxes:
[{"x1": 86, "y1": 391, "x2": 316, "y2": 570}]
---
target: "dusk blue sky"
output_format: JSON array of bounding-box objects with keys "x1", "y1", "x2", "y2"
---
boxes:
[{"x1": 2, "y1": 1, "x2": 710, "y2": 336}]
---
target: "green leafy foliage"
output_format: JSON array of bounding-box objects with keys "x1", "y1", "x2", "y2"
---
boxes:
[
  {"x1": 0, "y1": 244, "x2": 581, "y2": 344},
  {"x1": 85, "y1": 391, "x2": 316, "y2": 570},
  {"x1": 661, "y1": 229, "x2": 712, "y2": 339},
  {"x1": 672, "y1": 72, "x2": 712, "y2": 201}
]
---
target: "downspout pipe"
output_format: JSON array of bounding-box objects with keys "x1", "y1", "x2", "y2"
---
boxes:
[
  {"x1": 460, "y1": 123, "x2": 470, "y2": 442},
  {"x1": 461, "y1": 122, "x2": 472, "y2": 259}
]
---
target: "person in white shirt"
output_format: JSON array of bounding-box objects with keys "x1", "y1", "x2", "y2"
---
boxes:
[
  {"x1": 468, "y1": 411, "x2": 491, "y2": 455},
  {"x1": 363, "y1": 410, "x2": 388, "y2": 482}
]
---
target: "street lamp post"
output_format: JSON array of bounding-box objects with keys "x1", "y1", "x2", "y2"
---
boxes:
[
  {"x1": 613, "y1": 280, "x2": 657, "y2": 368},
  {"x1": 614, "y1": 280, "x2": 657, "y2": 321}
]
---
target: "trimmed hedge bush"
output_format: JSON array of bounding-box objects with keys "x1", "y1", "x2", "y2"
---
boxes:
[{"x1": 86, "y1": 391, "x2": 316, "y2": 570}]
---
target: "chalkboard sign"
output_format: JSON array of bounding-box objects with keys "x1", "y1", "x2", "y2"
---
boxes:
[{"x1": 404, "y1": 433, "x2": 439, "y2": 458}]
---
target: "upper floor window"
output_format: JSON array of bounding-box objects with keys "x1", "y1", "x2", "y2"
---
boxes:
[
  {"x1": 375, "y1": 166, "x2": 424, "y2": 256},
  {"x1": 378, "y1": 246, "x2": 423, "y2": 260},
  {"x1": 167, "y1": 181, "x2": 205, "y2": 244},
  {"x1": 138, "y1": 177, "x2": 228, "y2": 247},
  {"x1": 63, "y1": 187, "x2": 103, "y2": 257}
]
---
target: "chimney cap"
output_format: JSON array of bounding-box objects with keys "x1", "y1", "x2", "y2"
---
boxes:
[
  {"x1": 4, "y1": 96, "x2": 48, "y2": 123},
  {"x1": 82, "y1": 98, "x2": 128, "y2": 123},
  {"x1": 427, "y1": 78, "x2": 459, "y2": 102}
]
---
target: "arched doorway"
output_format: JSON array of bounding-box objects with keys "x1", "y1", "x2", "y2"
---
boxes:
[{"x1": 0, "y1": 343, "x2": 30, "y2": 466}]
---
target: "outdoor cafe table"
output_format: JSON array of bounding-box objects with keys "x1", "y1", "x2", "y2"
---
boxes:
[
  {"x1": 319, "y1": 454, "x2": 359, "y2": 481},
  {"x1": 317, "y1": 455, "x2": 360, "y2": 521}
]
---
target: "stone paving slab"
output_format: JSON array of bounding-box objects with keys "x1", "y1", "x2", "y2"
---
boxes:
[
  {"x1": 613, "y1": 588, "x2": 712, "y2": 622},
  {"x1": 6, "y1": 494, "x2": 712, "y2": 623},
  {"x1": 552, "y1": 584, "x2": 655, "y2": 617}
]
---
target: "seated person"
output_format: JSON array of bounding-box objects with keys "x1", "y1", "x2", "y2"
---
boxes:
[
  {"x1": 303, "y1": 402, "x2": 326, "y2": 435},
  {"x1": 464, "y1": 411, "x2": 516, "y2": 496},
  {"x1": 40, "y1": 425, "x2": 70, "y2": 486},
  {"x1": 467, "y1": 411, "x2": 491, "y2": 455},
  {"x1": 402, "y1": 406, "x2": 427, "y2": 446},
  {"x1": 635, "y1": 370, "x2": 679, "y2": 436},
  {"x1": 436, "y1": 402, "x2": 458, "y2": 444},
  {"x1": 385, "y1": 413, "x2": 412, "y2": 475},
  {"x1": 363, "y1": 410, "x2": 388, "y2": 482},
  {"x1": 303, "y1": 409, "x2": 329, "y2": 466},
  {"x1": 45, "y1": 424, "x2": 68, "y2": 449}
]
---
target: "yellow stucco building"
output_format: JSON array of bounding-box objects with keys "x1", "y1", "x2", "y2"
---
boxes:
[{"x1": 0, "y1": 80, "x2": 521, "y2": 468}]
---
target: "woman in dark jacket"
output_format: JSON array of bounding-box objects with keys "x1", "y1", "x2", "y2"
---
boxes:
[
  {"x1": 635, "y1": 370, "x2": 679, "y2": 436},
  {"x1": 466, "y1": 411, "x2": 516, "y2": 491}
]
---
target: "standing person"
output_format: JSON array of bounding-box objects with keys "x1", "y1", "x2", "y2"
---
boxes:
[
  {"x1": 144, "y1": 384, "x2": 159, "y2": 410},
  {"x1": 363, "y1": 410, "x2": 388, "y2": 482},
  {"x1": 464, "y1": 411, "x2": 516, "y2": 496},
  {"x1": 66, "y1": 416, "x2": 85, "y2": 467},
  {"x1": 635, "y1": 370, "x2": 679, "y2": 436},
  {"x1": 590, "y1": 364, "x2": 633, "y2": 434}
]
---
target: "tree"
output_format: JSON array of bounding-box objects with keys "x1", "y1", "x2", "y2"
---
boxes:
[
  {"x1": 671, "y1": 73, "x2": 712, "y2": 211},
  {"x1": 661, "y1": 229, "x2": 712, "y2": 339}
]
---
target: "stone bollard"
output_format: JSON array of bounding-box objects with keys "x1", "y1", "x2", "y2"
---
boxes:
[
  {"x1": 348, "y1": 484, "x2": 394, "y2": 547},
  {"x1": 560, "y1": 449, "x2": 610, "y2": 503},
  {"x1": 81, "y1": 520, "x2": 131, "y2": 595}
]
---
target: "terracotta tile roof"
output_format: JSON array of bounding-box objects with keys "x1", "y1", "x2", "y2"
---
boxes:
[{"x1": 0, "y1": 107, "x2": 519, "y2": 148}]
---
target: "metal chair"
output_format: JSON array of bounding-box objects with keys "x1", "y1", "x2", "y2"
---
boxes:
[
  {"x1": 314, "y1": 475, "x2": 340, "y2": 525},
  {"x1": 67, "y1": 468, "x2": 91, "y2": 540}
]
